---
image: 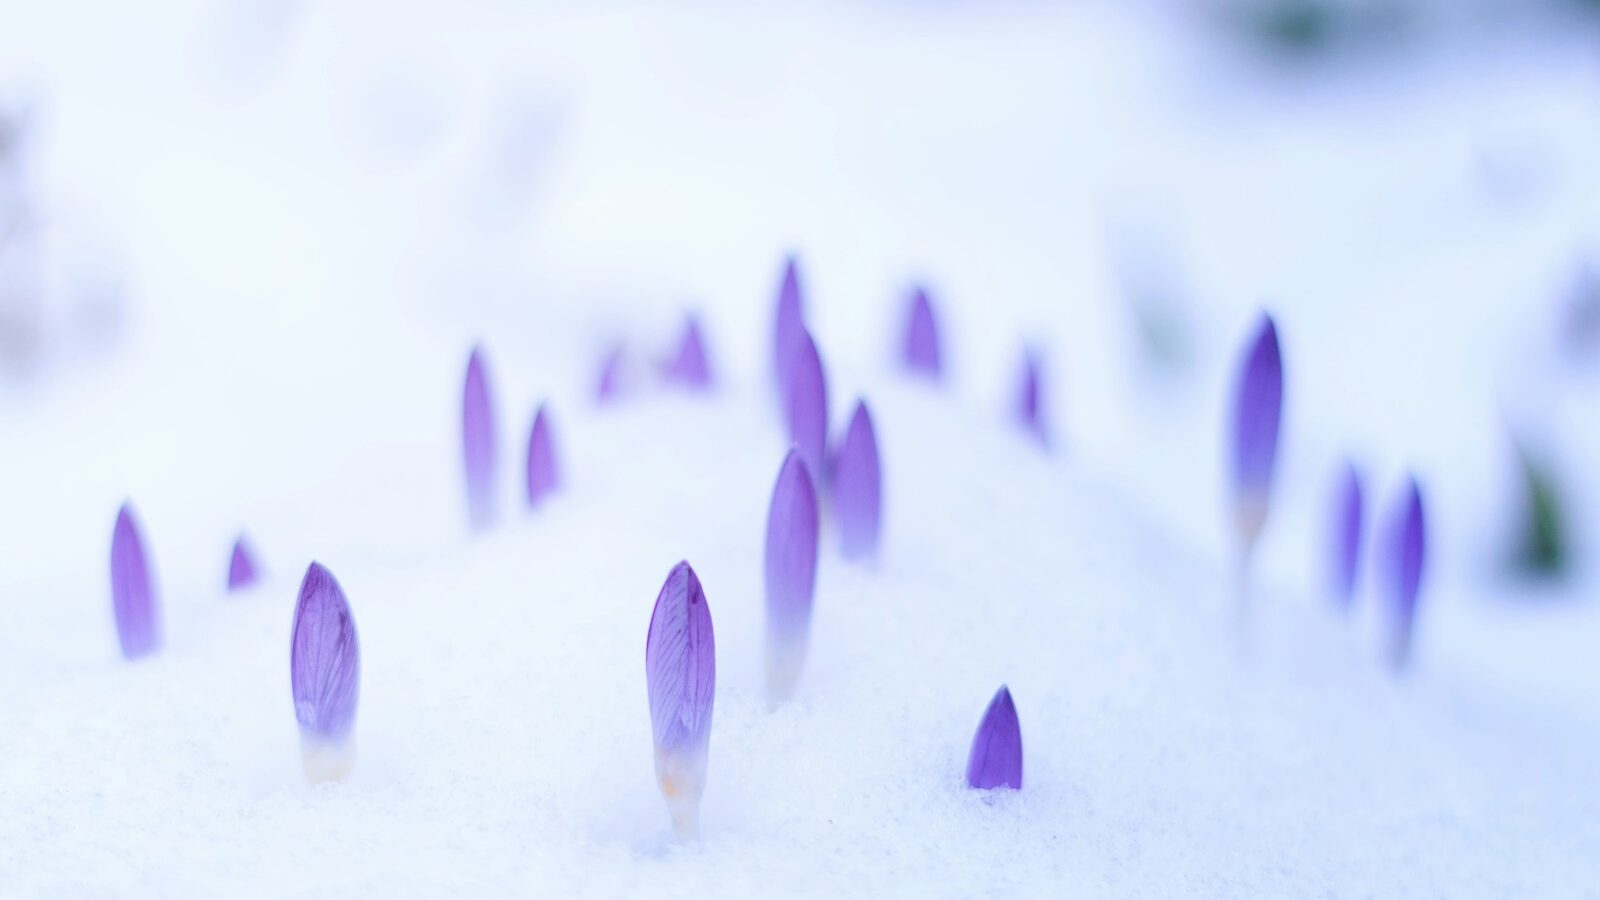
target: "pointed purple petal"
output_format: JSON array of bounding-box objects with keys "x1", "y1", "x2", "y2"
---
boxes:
[
  {"x1": 645, "y1": 560, "x2": 716, "y2": 836},
  {"x1": 782, "y1": 330, "x2": 829, "y2": 485},
  {"x1": 1330, "y1": 461, "x2": 1363, "y2": 607},
  {"x1": 834, "y1": 399, "x2": 882, "y2": 562},
  {"x1": 902, "y1": 285, "x2": 943, "y2": 378},
  {"x1": 764, "y1": 450, "x2": 819, "y2": 701},
  {"x1": 462, "y1": 345, "x2": 498, "y2": 531},
  {"x1": 595, "y1": 344, "x2": 625, "y2": 405},
  {"x1": 773, "y1": 255, "x2": 805, "y2": 388},
  {"x1": 228, "y1": 533, "x2": 261, "y2": 592},
  {"x1": 526, "y1": 403, "x2": 561, "y2": 507},
  {"x1": 663, "y1": 314, "x2": 713, "y2": 389},
  {"x1": 1385, "y1": 477, "x2": 1426, "y2": 670},
  {"x1": 966, "y1": 685, "x2": 1023, "y2": 790},
  {"x1": 1230, "y1": 313, "x2": 1282, "y2": 553},
  {"x1": 290, "y1": 562, "x2": 361, "y2": 746},
  {"x1": 1015, "y1": 346, "x2": 1048, "y2": 447},
  {"x1": 110, "y1": 502, "x2": 161, "y2": 659}
]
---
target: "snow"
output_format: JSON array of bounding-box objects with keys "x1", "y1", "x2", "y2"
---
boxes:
[{"x1": 2, "y1": 0, "x2": 1599, "y2": 896}]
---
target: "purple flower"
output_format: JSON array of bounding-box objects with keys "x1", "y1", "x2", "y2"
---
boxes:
[
  {"x1": 966, "y1": 686, "x2": 1022, "y2": 790},
  {"x1": 834, "y1": 399, "x2": 882, "y2": 562},
  {"x1": 595, "y1": 344, "x2": 625, "y2": 405},
  {"x1": 462, "y1": 345, "x2": 498, "y2": 531},
  {"x1": 782, "y1": 329, "x2": 830, "y2": 486},
  {"x1": 290, "y1": 562, "x2": 361, "y2": 781},
  {"x1": 1385, "y1": 477, "x2": 1426, "y2": 671},
  {"x1": 526, "y1": 403, "x2": 560, "y2": 508},
  {"x1": 663, "y1": 313, "x2": 713, "y2": 389},
  {"x1": 1015, "y1": 346, "x2": 1048, "y2": 447},
  {"x1": 645, "y1": 561, "x2": 716, "y2": 838},
  {"x1": 1330, "y1": 461, "x2": 1363, "y2": 608},
  {"x1": 1229, "y1": 313, "x2": 1282, "y2": 558},
  {"x1": 110, "y1": 502, "x2": 161, "y2": 660},
  {"x1": 902, "y1": 285, "x2": 943, "y2": 378},
  {"x1": 764, "y1": 449, "x2": 820, "y2": 702},
  {"x1": 773, "y1": 255, "x2": 805, "y2": 389},
  {"x1": 228, "y1": 533, "x2": 261, "y2": 592}
]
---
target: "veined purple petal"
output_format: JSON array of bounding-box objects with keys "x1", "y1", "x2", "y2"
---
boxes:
[
  {"x1": 773, "y1": 255, "x2": 805, "y2": 388},
  {"x1": 228, "y1": 533, "x2": 261, "y2": 592},
  {"x1": 595, "y1": 344, "x2": 625, "y2": 405},
  {"x1": 526, "y1": 403, "x2": 560, "y2": 508},
  {"x1": 462, "y1": 345, "x2": 498, "y2": 531},
  {"x1": 1015, "y1": 346, "x2": 1048, "y2": 447},
  {"x1": 110, "y1": 502, "x2": 161, "y2": 660},
  {"x1": 1385, "y1": 477, "x2": 1426, "y2": 671},
  {"x1": 764, "y1": 450, "x2": 820, "y2": 702},
  {"x1": 902, "y1": 285, "x2": 943, "y2": 378},
  {"x1": 290, "y1": 562, "x2": 360, "y2": 780},
  {"x1": 1229, "y1": 313, "x2": 1282, "y2": 555},
  {"x1": 1330, "y1": 461, "x2": 1363, "y2": 607},
  {"x1": 664, "y1": 314, "x2": 712, "y2": 389},
  {"x1": 782, "y1": 330, "x2": 829, "y2": 486},
  {"x1": 834, "y1": 399, "x2": 882, "y2": 562},
  {"x1": 966, "y1": 685, "x2": 1022, "y2": 790},
  {"x1": 645, "y1": 560, "x2": 716, "y2": 837}
]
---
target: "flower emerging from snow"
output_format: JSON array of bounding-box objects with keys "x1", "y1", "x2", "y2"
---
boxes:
[
  {"x1": 462, "y1": 344, "x2": 499, "y2": 532},
  {"x1": 1229, "y1": 313, "x2": 1282, "y2": 562},
  {"x1": 290, "y1": 562, "x2": 361, "y2": 782},
  {"x1": 966, "y1": 685, "x2": 1022, "y2": 790},
  {"x1": 833, "y1": 399, "x2": 882, "y2": 562},
  {"x1": 525, "y1": 402, "x2": 560, "y2": 508},
  {"x1": 902, "y1": 285, "x2": 943, "y2": 378},
  {"x1": 645, "y1": 560, "x2": 716, "y2": 839},
  {"x1": 228, "y1": 533, "x2": 261, "y2": 592},
  {"x1": 1384, "y1": 476, "x2": 1426, "y2": 671},
  {"x1": 781, "y1": 329, "x2": 829, "y2": 487},
  {"x1": 663, "y1": 313, "x2": 712, "y2": 389},
  {"x1": 1329, "y1": 461, "x2": 1362, "y2": 607},
  {"x1": 1015, "y1": 345, "x2": 1048, "y2": 448},
  {"x1": 110, "y1": 502, "x2": 161, "y2": 660},
  {"x1": 764, "y1": 449, "x2": 820, "y2": 703},
  {"x1": 773, "y1": 255, "x2": 805, "y2": 392}
]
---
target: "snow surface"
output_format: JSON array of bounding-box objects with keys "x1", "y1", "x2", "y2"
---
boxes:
[{"x1": 2, "y1": 0, "x2": 1599, "y2": 896}]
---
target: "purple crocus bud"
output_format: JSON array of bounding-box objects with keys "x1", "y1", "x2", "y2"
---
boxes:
[
  {"x1": 764, "y1": 450, "x2": 820, "y2": 702},
  {"x1": 773, "y1": 255, "x2": 804, "y2": 388},
  {"x1": 290, "y1": 561, "x2": 361, "y2": 782},
  {"x1": 1229, "y1": 313, "x2": 1283, "y2": 559},
  {"x1": 228, "y1": 533, "x2": 262, "y2": 592},
  {"x1": 834, "y1": 399, "x2": 881, "y2": 562},
  {"x1": 462, "y1": 344, "x2": 498, "y2": 531},
  {"x1": 525, "y1": 402, "x2": 560, "y2": 508},
  {"x1": 1015, "y1": 346, "x2": 1048, "y2": 448},
  {"x1": 902, "y1": 285, "x2": 943, "y2": 378},
  {"x1": 595, "y1": 344, "x2": 625, "y2": 405},
  {"x1": 110, "y1": 502, "x2": 161, "y2": 660},
  {"x1": 645, "y1": 560, "x2": 716, "y2": 838},
  {"x1": 782, "y1": 330, "x2": 829, "y2": 486},
  {"x1": 663, "y1": 314, "x2": 712, "y2": 389},
  {"x1": 1384, "y1": 477, "x2": 1426, "y2": 671},
  {"x1": 1329, "y1": 461, "x2": 1363, "y2": 608},
  {"x1": 966, "y1": 685, "x2": 1022, "y2": 790}
]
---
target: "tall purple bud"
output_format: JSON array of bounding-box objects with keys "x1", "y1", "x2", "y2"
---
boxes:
[
  {"x1": 773, "y1": 255, "x2": 805, "y2": 390},
  {"x1": 595, "y1": 344, "x2": 625, "y2": 405},
  {"x1": 966, "y1": 685, "x2": 1022, "y2": 790},
  {"x1": 783, "y1": 330, "x2": 829, "y2": 486},
  {"x1": 664, "y1": 314, "x2": 713, "y2": 389},
  {"x1": 1229, "y1": 313, "x2": 1283, "y2": 561},
  {"x1": 645, "y1": 561, "x2": 716, "y2": 838},
  {"x1": 1015, "y1": 346, "x2": 1048, "y2": 448},
  {"x1": 462, "y1": 345, "x2": 498, "y2": 531},
  {"x1": 764, "y1": 450, "x2": 820, "y2": 702},
  {"x1": 1329, "y1": 461, "x2": 1363, "y2": 608},
  {"x1": 902, "y1": 285, "x2": 943, "y2": 378},
  {"x1": 1384, "y1": 477, "x2": 1426, "y2": 671},
  {"x1": 228, "y1": 533, "x2": 262, "y2": 592},
  {"x1": 290, "y1": 562, "x2": 361, "y2": 782},
  {"x1": 525, "y1": 403, "x2": 560, "y2": 508},
  {"x1": 834, "y1": 399, "x2": 882, "y2": 562},
  {"x1": 110, "y1": 502, "x2": 161, "y2": 660}
]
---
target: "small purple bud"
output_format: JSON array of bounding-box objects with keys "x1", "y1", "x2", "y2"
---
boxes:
[
  {"x1": 902, "y1": 285, "x2": 943, "y2": 378},
  {"x1": 834, "y1": 399, "x2": 882, "y2": 562},
  {"x1": 1384, "y1": 477, "x2": 1426, "y2": 671},
  {"x1": 291, "y1": 562, "x2": 361, "y2": 781},
  {"x1": 773, "y1": 255, "x2": 805, "y2": 388},
  {"x1": 1015, "y1": 346, "x2": 1048, "y2": 447},
  {"x1": 782, "y1": 330, "x2": 829, "y2": 486},
  {"x1": 462, "y1": 345, "x2": 498, "y2": 531},
  {"x1": 764, "y1": 450, "x2": 820, "y2": 702},
  {"x1": 966, "y1": 685, "x2": 1022, "y2": 790},
  {"x1": 663, "y1": 314, "x2": 713, "y2": 389},
  {"x1": 1229, "y1": 313, "x2": 1283, "y2": 558},
  {"x1": 228, "y1": 533, "x2": 262, "y2": 592},
  {"x1": 110, "y1": 502, "x2": 161, "y2": 660},
  {"x1": 525, "y1": 403, "x2": 560, "y2": 508},
  {"x1": 645, "y1": 561, "x2": 716, "y2": 838},
  {"x1": 1329, "y1": 461, "x2": 1363, "y2": 608},
  {"x1": 595, "y1": 344, "x2": 625, "y2": 405}
]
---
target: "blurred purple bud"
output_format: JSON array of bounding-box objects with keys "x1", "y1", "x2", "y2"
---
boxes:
[
  {"x1": 782, "y1": 330, "x2": 830, "y2": 485},
  {"x1": 1385, "y1": 477, "x2": 1426, "y2": 671},
  {"x1": 1015, "y1": 346, "x2": 1048, "y2": 448},
  {"x1": 595, "y1": 344, "x2": 625, "y2": 405},
  {"x1": 1229, "y1": 313, "x2": 1282, "y2": 556},
  {"x1": 228, "y1": 533, "x2": 262, "y2": 592},
  {"x1": 525, "y1": 403, "x2": 560, "y2": 508},
  {"x1": 834, "y1": 399, "x2": 882, "y2": 562},
  {"x1": 902, "y1": 285, "x2": 943, "y2": 378},
  {"x1": 966, "y1": 685, "x2": 1022, "y2": 790},
  {"x1": 663, "y1": 314, "x2": 713, "y2": 389},
  {"x1": 110, "y1": 502, "x2": 161, "y2": 660},
  {"x1": 773, "y1": 255, "x2": 805, "y2": 388},
  {"x1": 462, "y1": 345, "x2": 498, "y2": 531},
  {"x1": 291, "y1": 562, "x2": 361, "y2": 780},
  {"x1": 764, "y1": 450, "x2": 820, "y2": 702},
  {"x1": 1330, "y1": 461, "x2": 1363, "y2": 607},
  {"x1": 645, "y1": 560, "x2": 716, "y2": 837}
]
